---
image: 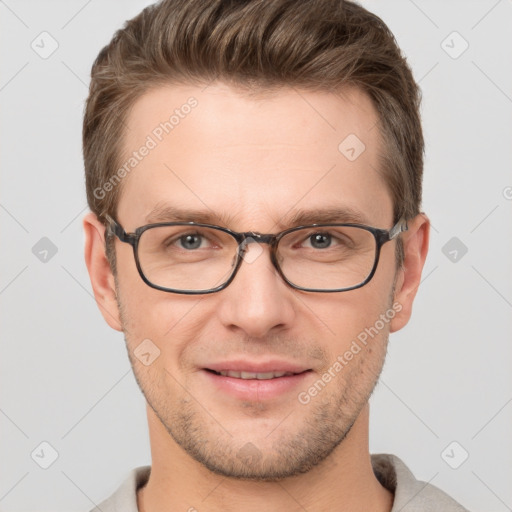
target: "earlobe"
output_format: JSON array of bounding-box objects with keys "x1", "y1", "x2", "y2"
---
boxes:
[
  {"x1": 83, "y1": 212, "x2": 123, "y2": 331},
  {"x1": 390, "y1": 213, "x2": 430, "y2": 333}
]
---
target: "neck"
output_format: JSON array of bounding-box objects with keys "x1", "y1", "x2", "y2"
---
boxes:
[{"x1": 137, "y1": 403, "x2": 393, "y2": 512}]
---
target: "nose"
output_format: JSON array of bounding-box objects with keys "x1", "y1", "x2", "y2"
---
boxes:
[{"x1": 215, "y1": 242, "x2": 297, "y2": 339}]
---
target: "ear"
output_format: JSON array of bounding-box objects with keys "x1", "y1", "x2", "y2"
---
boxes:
[
  {"x1": 390, "y1": 213, "x2": 430, "y2": 333},
  {"x1": 83, "y1": 212, "x2": 122, "y2": 331}
]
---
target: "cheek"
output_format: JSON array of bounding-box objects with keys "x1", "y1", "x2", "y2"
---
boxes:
[
  {"x1": 115, "y1": 245, "x2": 177, "y2": 330},
  {"x1": 308, "y1": 285, "x2": 393, "y2": 343},
  {"x1": 118, "y1": 284, "x2": 216, "y2": 373},
  {"x1": 114, "y1": 247, "x2": 216, "y2": 370},
  {"x1": 300, "y1": 260, "x2": 396, "y2": 363}
]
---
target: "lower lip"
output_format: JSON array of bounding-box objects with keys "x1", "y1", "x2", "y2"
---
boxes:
[{"x1": 202, "y1": 369, "x2": 311, "y2": 401}]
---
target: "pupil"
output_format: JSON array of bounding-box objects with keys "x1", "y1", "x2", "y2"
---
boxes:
[
  {"x1": 181, "y1": 234, "x2": 201, "y2": 249},
  {"x1": 311, "y1": 233, "x2": 331, "y2": 249}
]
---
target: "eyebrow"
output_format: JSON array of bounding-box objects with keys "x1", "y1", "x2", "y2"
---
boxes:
[
  {"x1": 285, "y1": 207, "x2": 370, "y2": 227},
  {"x1": 144, "y1": 204, "x2": 371, "y2": 229},
  {"x1": 145, "y1": 204, "x2": 237, "y2": 226}
]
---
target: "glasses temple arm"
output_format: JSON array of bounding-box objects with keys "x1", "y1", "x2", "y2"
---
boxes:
[
  {"x1": 389, "y1": 217, "x2": 408, "y2": 239},
  {"x1": 104, "y1": 214, "x2": 131, "y2": 242}
]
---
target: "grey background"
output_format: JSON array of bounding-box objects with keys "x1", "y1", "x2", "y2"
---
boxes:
[{"x1": 1, "y1": 1, "x2": 511, "y2": 511}]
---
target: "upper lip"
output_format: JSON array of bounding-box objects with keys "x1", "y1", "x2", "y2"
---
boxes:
[{"x1": 204, "y1": 360, "x2": 310, "y2": 374}]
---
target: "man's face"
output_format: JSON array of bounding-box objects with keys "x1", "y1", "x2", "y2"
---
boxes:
[{"x1": 113, "y1": 83, "x2": 399, "y2": 479}]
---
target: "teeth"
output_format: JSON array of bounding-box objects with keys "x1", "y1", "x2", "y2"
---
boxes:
[{"x1": 218, "y1": 370, "x2": 294, "y2": 379}]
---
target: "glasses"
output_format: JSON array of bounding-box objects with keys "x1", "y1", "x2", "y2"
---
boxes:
[{"x1": 106, "y1": 215, "x2": 408, "y2": 294}]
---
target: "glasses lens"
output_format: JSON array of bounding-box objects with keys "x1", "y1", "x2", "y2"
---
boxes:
[
  {"x1": 277, "y1": 225, "x2": 377, "y2": 290},
  {"x1": 138, "y1": 225, "x2": 238, "y2": 291}
]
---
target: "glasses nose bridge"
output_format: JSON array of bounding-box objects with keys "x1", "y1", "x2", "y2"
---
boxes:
[
  {"x1": 237, "y1": 232, "x2": 279, "y2": 265},
  {"x1": 241, "y1": 232, "x2": 276, "y2": 246}
]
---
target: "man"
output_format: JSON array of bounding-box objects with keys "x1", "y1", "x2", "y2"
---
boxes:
[{"x1": 83, "y1": 0, "x2": 469, "y2": 510}]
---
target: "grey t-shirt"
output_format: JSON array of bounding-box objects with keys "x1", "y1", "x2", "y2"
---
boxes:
[{"x1": 90, "y1": 453, "x2": 469, "y2": 511}]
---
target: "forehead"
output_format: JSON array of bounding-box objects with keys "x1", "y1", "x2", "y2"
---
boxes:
[{"x1": 117, "y1": 82, "x2": 392, "y2": 230}]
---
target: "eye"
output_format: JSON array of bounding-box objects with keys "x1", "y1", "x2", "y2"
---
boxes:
[
  {"x1": 177, "y1": 233, "x2": 205, "y2": 250},
  {"x1": 308, "y1": 233, "x2": 332, "y2": 249},
  {"x1": 296, "y1": 229, "x2": 353, "y2": 251}
]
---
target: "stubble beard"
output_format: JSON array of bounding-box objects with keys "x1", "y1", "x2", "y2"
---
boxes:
[{"x1": 116, "y1": 280, "x2": 393, "y2": 481}]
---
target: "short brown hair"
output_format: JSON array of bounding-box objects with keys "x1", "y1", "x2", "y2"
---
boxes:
[{"x1": 83, "y1": 0, "x2": 423, "y2": 263}]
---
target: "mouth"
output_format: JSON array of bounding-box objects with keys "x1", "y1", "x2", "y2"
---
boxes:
[
  {"x1": 205, "y1": 369, "x2": 304, "y2": 380},
  {"x1": 201, "y1": 363, "x2": 312, "y2": 401}
]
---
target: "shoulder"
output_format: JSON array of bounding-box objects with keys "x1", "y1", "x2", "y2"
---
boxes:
[
  {"x1": 88, "y1": 465, "x2": 151, "y2": 512},
  {"x1": 371, "y1": 453, "x2": 470, "y2": 512}
]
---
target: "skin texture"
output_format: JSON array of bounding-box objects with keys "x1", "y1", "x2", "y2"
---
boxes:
[{"x1": 84, "y1": 83, "x2": 429, "y2": 512}]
